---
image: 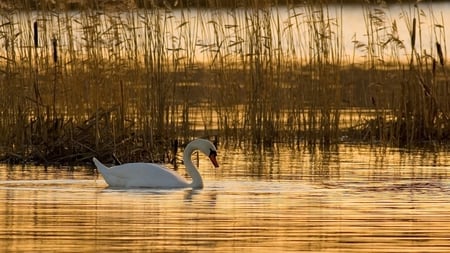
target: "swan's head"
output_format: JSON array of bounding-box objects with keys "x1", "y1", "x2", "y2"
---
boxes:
[{"x1": 190, "y1": 139, "x2": 219, "y2": 168}]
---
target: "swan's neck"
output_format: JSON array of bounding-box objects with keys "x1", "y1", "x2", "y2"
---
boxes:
[{"x1": 183, "y1": 144, "x2": 203, "y2": 189}]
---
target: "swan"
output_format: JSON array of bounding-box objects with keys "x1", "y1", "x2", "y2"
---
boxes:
[{"x1": 93, "y1": 139, "x2": 219, "y2": 189}]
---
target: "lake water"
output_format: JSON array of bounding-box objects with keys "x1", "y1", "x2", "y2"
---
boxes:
[{"x1": 0, "y1": 143, "x2": 450, "y2": 252}]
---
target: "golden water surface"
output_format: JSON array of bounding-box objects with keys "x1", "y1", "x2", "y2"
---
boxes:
[{"x1": 0, "y1": 144, "x2": 449, "y2": 252}]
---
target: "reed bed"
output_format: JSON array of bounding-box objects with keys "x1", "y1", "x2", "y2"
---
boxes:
[{"x1": 0, "y1": 0, "x2": 448, "y2": 164}]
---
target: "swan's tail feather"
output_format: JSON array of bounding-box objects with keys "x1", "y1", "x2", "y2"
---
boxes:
[
  {"x1": 93, "y1": 157, "x2": 113, "y2": 185},
  {"x1": 93, "y1": 157, "x2": 107, "y2": 172}
]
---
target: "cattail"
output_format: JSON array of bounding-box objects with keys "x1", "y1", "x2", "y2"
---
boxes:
[
  {"x1": 33, "y1": 21, "x2": 38, "y2": 48},
  {"x1": 433, "y1": 58, "x2": 436, "y2": 75},
  {"x1": 436, "y1": 42, "x2": 444, "y2": 66},
  {"x1": 411, "y1": 18, "x2": 416, "y2": 50},
  {"x1": 52, "y1": 37, "x2": 58, "y2": 63}
]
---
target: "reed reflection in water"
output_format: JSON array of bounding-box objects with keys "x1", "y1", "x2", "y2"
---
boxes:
[{"x1": 0, "y1": 144, "x2": 449, "y2": 252}]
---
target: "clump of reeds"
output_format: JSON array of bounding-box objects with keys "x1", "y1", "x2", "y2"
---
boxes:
[
  {"x1": 0, "y1": 0, "x2": 448, "y2": 164},
  {"x1": 351, "y1": 2, "x2": 449, "y2": 146}
]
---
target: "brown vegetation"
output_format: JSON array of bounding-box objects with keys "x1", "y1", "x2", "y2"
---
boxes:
[{"x1": 0, "y1": 0, "x2": 448, "y2": 164}]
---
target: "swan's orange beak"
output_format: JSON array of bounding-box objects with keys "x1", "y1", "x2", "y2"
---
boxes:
[{"x1": 209, "y1": 151, "x2": 219, "y2": 168}]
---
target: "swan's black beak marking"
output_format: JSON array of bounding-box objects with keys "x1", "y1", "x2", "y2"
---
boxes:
[{"x1": 209, "y1": 149, "x2": 219, "y2": 168}]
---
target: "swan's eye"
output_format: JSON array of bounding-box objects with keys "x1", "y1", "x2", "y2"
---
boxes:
[{"x1": 209, "y1": 149, "x2": 217, "y2": 157}]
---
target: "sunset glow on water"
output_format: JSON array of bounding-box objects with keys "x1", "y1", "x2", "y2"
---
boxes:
[{"x1": 0, "y1": 144, "x2": 449, "y2": 252}]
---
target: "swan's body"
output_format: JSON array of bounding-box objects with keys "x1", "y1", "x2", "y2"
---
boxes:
[{"x1": 93, "y1": 139, "x2": 219, "y2": 189}]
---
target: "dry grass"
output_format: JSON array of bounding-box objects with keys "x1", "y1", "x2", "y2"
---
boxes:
[{"x1": 0, "y1": 0, "x2": 448, "y2": 164}]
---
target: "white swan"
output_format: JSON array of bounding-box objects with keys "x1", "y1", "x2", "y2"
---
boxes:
[{"x1": 93, "y1": 139, "x2": 219, "y2": 189}]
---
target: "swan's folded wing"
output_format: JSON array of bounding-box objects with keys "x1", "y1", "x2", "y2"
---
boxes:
[{"x1": 107, "y1": 163, "x2": 189, "y2": 188}]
